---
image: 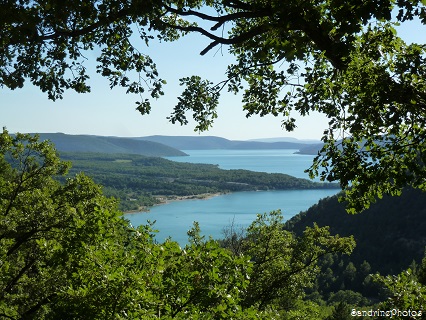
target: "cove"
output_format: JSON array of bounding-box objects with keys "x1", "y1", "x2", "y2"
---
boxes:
[{"x1": 126, "y1": 188, "x2": 339, "y2": 245}]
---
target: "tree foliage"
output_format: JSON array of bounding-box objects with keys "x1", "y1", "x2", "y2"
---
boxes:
[
  {"x1": 373, "y1": 269, "x2": 426, "y2": 319},
  {"x1": 220, "y1": 210, "x2": 355, "y2": 311},
  {"x1": 2, "y1": 0, "x2": 426, "y2": 211},
  {"x1": 157, "y1": 0, "x2": 426, "y2": 212},
  {"x1": 0, "y1": 0, "x2": 166, "y2": 111},
  {"x1": 0, "y1": 129, "x2": 130, "y2": 318}
]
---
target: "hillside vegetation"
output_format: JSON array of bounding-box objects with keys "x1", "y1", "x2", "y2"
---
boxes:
[
  {"x1": 60, "y1": 152, "x2": 338, "y2": 211},
  {"x1": 296, "y1": 143, "x2": 323, "y2": 155},
  {"x1": 30, "y1": 133, "x2": 188, "y2": 156},
  {"x1": 285, "y1": 188, "x2": 426, "y2": 275},
  {"x1": 283, "y1": 188, "x2": 426, "y2": 305}
]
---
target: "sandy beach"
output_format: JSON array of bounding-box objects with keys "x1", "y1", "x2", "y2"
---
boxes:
[{"x1": 123, "y1": 192, "x2": 226, "y2": 214}]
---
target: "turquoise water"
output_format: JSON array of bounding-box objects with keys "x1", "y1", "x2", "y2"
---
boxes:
[
  {"x1": 127, "y1": 189, "x2": 339, "y2": 244},
  {"x1": 127, "y1": 149, "x2": 339, "y2": 244},
  {"x1": 166, "y1": 149, "x2": 317, "y2": 179}
]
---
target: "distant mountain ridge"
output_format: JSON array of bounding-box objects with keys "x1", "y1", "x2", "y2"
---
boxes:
[
  {"x1": 29, "y1": 133, "x2": 188, "y2": 157},
  {"x1": 25, "y1": 133, "x2": 324, "y2": 155},
  {"x1": 249, "y1": 137, "x2": 321, "y2": 144},
  {"x1": 138, "y1": 135, "x2": 319, "y2": 150},
  {"x1": 295, "y1": 138, "x2": 386, "y2": 155}
]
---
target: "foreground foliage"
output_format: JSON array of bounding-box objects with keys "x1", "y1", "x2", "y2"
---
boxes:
[{"x1": 0, "y1": 130, "x2": 356, "y2": 319}]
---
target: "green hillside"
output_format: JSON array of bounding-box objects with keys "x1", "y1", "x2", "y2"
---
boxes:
[
  {"x1": 31, "y1": 133, "x2": 188, "y2": 156},
  {"x1": 285, "y1": 188, "x2": 426, "y2": 275},
  {"x1": 281, "y1": 188, "x2": 426, "y2": 305},
  {"x1": 60, "y1": 152, "x2": 339, "y2": 212}
]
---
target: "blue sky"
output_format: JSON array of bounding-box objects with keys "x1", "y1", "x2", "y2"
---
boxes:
[{"x1": 1, "y1": 16, "x2": 424, "y2": 140}]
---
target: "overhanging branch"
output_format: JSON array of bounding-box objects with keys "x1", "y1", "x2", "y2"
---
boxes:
[
  {"x1": 158, "y1": 21, "x2": 271, "y2": 55},
  {"x1": 163, "y1": 4, "x2": 271, "y2": 31}
]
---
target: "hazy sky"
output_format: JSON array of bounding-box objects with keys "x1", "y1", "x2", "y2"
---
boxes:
[{"x1": 1, "y1": 16, "x2": 424, "y2": 140}]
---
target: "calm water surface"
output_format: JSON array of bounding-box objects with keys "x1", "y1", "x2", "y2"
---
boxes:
[
  {"x1": 127, "y1": 149, "x2": 339, "y2": 244},
  {"x1": 166, "y1": 149, "x2": 316, "y2": 179},
  {"x1": 127, "y1": 189, "x2": 339, "y2": 244}
]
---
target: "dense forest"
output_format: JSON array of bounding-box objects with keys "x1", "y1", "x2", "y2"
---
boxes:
[
  {"x1": 285, "y1": 188, "x2": 426, "y2": 275},
  {"x1": 2, "y1": 132, "x2": 425, "y2": 319},
  {"x1": 60, "y1": 152, "x2": 338, "y2": 211},
  {"x1": 283, "y1": 189, "x2": 426, "y2": 309}
]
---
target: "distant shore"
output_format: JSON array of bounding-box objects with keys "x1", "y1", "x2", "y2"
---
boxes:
[{"x1": 123, "y1": 192, "x2": 226, "y2": 215}]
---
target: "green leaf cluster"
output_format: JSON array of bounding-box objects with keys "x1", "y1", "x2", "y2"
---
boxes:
[
  {"x1": 1, "y1": 0, "x2": 165, "y2": 109},
  {"x1": 372, "y1": 269, "x2": 426, "y2": 319}
]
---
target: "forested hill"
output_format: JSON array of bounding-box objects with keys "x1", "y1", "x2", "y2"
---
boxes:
[
  {"x1": 60, "y1": 152, "x2": 339, "y2": 212},
  {"x1": 138, "y1": 135, "x2": 316, "y2": 150},
  {"x1": 295, "y1": 143, "x2": 323, "y2": 155},
  {"x1": 29, "y1": 133, "x2": 187, "y2": 156},
  {"x1": 284, "y1": 187, "x2": 426, "y2": 275}
]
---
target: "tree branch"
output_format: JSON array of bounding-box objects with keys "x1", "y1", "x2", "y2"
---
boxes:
[
  {"x1": 2, "y1": 258, "x2": 36, "y2": 296},
  {"x1": 163, "y1": 4, "x2": 271, "y2": 31},
  {"x1": 159, "y1": 22, "x2": 271, "y2": 55},
  {"x1": 18, "y1": 294, "x2": 57, "y2": 320}
]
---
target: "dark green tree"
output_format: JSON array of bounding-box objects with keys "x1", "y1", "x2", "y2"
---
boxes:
[
  {"x1": 326, "y1": 302, "x2": 353, "y2": 320},
  {"x1": 418, "y1": 251, "x2": 426, "y2": 285},
  {"x1": 239, "y1": 211, "x2": 355, "y2": 311},
  {"x1": 343, "y1": 262, "x2": 357, "y2": 284}
]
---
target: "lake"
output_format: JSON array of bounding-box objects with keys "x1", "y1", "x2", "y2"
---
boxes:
[
  {"x1": 165, "y1": 149, "x2": 317, "y2": 179},
  {"x1": 126, "y1": 149, "x2": 340, "y2": 244}
]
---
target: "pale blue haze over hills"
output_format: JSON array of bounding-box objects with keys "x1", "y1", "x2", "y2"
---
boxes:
[{"x1": 21, "y1": 132, "x2": 323, "y2": 156}]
